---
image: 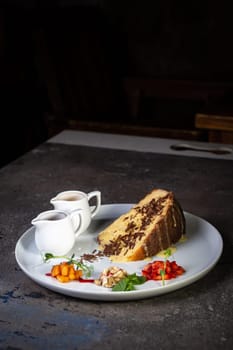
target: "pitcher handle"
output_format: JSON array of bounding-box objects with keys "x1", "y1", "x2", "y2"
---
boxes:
[
  {"x1": 87, "y1": 191, "x2": 101, "y2": 218},
  {"x1": 70, "y1": 208, "x2": 83, "y2": 236}
]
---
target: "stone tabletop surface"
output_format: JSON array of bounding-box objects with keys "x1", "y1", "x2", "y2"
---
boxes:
[{"x1": 0, "y1": 132, "x2": 233, "y2": 350}]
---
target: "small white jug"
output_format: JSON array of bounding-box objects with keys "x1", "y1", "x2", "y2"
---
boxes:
[
  {"x1": 31, "y1": 209, "x2": 82, "y2": 256},
  {"x1": 50, "y1": 190, "x2": 101, "y2": 234}
]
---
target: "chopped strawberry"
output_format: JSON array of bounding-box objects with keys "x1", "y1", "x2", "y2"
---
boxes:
[{"x1": 142, "y1": 260, "x2": 185, "y2": 281}]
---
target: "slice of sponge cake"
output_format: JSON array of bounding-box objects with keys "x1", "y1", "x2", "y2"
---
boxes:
[{"x1": 97, "y1": 189, "x2": 185, "y2": 262}]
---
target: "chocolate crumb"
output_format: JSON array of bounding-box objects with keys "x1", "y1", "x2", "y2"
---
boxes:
[
  {"x1": 102, "y1": 231, "x2": 145, "y2": 256},
  {"x1": 80, "y1": 250, "x2": 104, "y2": 263}
]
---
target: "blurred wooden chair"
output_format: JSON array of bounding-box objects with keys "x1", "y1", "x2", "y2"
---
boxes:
[{"x1": 195, "y1": 113, "x2": 233, "y2": 144}]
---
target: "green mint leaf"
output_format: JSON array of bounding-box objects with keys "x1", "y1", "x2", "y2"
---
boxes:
[
  {"x1": 112, "y1": 273, "x2": 146, "y2": 292},
  {"x1": 128, "y1": 273, "x2": 146, "y2": 285},
  {"x1": 112, "y1": 278, "x2": 129, "y2": 291}
]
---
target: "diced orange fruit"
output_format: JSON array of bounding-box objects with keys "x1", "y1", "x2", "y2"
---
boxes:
[{"x1": 49, "y1": 262, "x2": 83, "y2": 283}]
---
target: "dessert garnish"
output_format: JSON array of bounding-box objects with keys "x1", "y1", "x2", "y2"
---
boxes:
[
  {"x1": 47, "y1": 261, "x2": 84, "y2": 283},
  {"x1": 142, "y1": 248, "x2": 185, "y2": 285},
  {"x1": 94, "y1": 266, "x2": 146, "y2": 291},
  {"x1": 44, "y1": 252, "x2": 94, "y2": 280},
  {"x1": 44, "y1": 251, "x2": 185, "y2": 289},
  {"x1": 112, "y1": 273, "x2": 146, "y2": 292},
  {"x1": 80, "y1": 250, "x2": 105, "y2": 263},
  {"x1": 94, "y1": 266, "x2": 128, "y2": 288}
]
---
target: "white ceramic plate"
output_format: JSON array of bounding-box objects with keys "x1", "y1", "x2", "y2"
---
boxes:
[{"x1": 15, "y1": 204, "x2": 223, "y2": 301}]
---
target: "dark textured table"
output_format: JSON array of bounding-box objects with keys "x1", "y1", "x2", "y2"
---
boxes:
[{"x1": 0, "y1": 138, "x2": 233, "y2": 349}]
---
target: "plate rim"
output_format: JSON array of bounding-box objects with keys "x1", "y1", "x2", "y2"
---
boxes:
[{"x1": 15, "y1": 203, "x2": 223, "y2": 301}]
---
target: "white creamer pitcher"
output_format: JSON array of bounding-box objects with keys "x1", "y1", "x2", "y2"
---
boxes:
[
  {"x1": 50, "y1": 190, "x2": 101, "y2": 234},
  {"x1": 31, "y1": 209, "x2": 83, "y2": 256}
]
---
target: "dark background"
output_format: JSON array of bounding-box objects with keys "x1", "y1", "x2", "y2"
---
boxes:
[{"x1": 1, "y1": 0, "x2": 233, "y2": 167}]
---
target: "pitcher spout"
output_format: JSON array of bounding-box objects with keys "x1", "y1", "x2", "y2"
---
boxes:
[{"x1": 31, "y1": 210, "x2": 67, "y2": 226}]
